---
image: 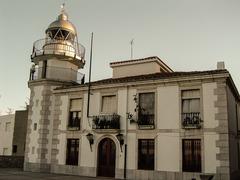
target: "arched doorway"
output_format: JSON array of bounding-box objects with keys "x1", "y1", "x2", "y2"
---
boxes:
[{"x1": 97, "y1": 138, "x2": 116, "y2": 177}]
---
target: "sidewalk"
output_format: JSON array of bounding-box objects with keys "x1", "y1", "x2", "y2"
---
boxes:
[{"x1": 0, "y1": 168, "x2": 117, "y2": 180}]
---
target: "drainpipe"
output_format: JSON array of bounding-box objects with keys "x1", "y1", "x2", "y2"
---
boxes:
[{"x1": 124, "y1": 85, "x2": 129, "y2": 179}]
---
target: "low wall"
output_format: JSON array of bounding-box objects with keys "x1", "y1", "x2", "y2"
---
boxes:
[{"x1": 0, "y1": 156, "x2": 24, "y2": 168}]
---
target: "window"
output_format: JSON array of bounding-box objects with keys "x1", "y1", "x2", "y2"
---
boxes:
[
  {"x1": 66, "y1": 139, "x2": 79, "y2": 166},
  {"x1": 12, "y1": 145, "x2": 17, "y2": 153},
  {"x1": 138, "y1": 92, "x2": 155, "y2": 127},
  {"x1": 5, "y1": 122, "x2": 11, "y2": 131},
  {"x1": 33, "y1": 123, "x2": 37, "y2": 130},
  {"x1": 68, "y1": 99, "x2": 82, "y2": 129},
  {"x1": 138, "y1": 139, "x2": 154, "y2": 170},
  {"x1": 181, "y1": 90, "x2": 201, "y2": 128},
  {"x1": 182, "y1": 139, "x2": 201, "y2": 172},
  {"x1": 101, "y1": 95, "x2": 117, "y2": 114}
]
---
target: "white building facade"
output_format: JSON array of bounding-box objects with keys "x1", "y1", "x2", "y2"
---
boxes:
[
  {"x1": 24, "y1": 7, "x2": 240, "y2": 180},
  {"x1": 0, "y1": 114, "x2": 15, "y2": 155}
]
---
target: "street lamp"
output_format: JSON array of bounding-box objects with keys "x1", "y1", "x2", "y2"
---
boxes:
[
  {"x1": 116, "y1": 133, "x2": 124, "y2": 152},
  {"x1": 86, "y1": 133, "x2": 94, "y2": 151}
]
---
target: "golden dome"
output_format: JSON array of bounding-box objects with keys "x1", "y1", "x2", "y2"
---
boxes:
[{"x1": 46, "y1": 5, "x2": 77, "y2": 35}]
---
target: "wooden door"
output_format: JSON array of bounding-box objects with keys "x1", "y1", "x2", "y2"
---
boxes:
[{"x1": 97, "y1": 138, "x2": 116, "y2": 177}]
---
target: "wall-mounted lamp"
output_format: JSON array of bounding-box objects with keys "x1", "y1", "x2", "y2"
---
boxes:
[
  {"x1": 86, "y1": 133, "x2": 94, "y2": 151},
  {"x1": 116, "y1": 133, "x2": 124, "y2": 152}
]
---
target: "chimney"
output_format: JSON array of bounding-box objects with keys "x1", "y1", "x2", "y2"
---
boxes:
[{"x1": 217, "y1": 61, "x2": 225, "y2": 70}]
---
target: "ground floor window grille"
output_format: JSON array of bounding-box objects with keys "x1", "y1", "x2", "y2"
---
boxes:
[
  {"x1": 66, "y1": 139, "x2": 79, "y2": 166},
  {"x1": 138, "y1": 139, "x2": 154, "y2": 170},
  {"x1": 182, "y1": 139, "x2": 201, "y2": 172}
]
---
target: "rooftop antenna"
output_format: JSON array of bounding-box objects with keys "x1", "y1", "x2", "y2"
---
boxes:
[{"x1": 130, "y1": 39, "x2": 134, "y2": 59}]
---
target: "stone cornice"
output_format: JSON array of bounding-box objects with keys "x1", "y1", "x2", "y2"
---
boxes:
[{"x1": 53, "y1": 72, "x2": 229, "y2": 94}]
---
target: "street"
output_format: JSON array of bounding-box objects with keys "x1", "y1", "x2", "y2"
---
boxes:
[{"x1": 0, "y1": 169, "x2": 117, "y2": 180}]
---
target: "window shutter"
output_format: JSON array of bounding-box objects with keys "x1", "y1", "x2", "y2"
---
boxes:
[
  {"x1": 70, "y1": 99, "x2": 82, "y2": 111},
  {"x1": 102, "y1": 95, "x2": 117, "y2": 114},
  {"x1": 182, "y1": 89, "x2": 200, "y2": 99}
]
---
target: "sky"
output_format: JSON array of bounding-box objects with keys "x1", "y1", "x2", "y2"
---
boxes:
[{"x1": 0, "y1": 0, "x2": 240, "y2": 114}]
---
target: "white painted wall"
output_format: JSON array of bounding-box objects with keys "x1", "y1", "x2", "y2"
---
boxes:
[
  {"x1": 157, "y1": 86, "x2": 179, "y2": 129},
  {"x1": 118, "y1": 88, "x2": 127, "y2": 130},
  {"x1": 56, "y1": 95, "x2": 68, "y2": 164},
  {"x1": 0, "y1": 114, "x2": 15, "y2": 155},
  {"x1": 204, "y1": 133, "x2": 220, "y2": 173},
  {"x1": 157, "y1": 133, "x2": 180, "y2": 171},
  {"x1": 127, "y1": 88, "x2": 137, "y2": 130},
  {"x1": 126, "y1": 133, "x2": 137, "y2": 169},
  {"x1": 202, "y1": 82, "x2": 218, "y2": 128},
  {"x1": 112, "y1": 61, "x2": 160, "y2": 78}
]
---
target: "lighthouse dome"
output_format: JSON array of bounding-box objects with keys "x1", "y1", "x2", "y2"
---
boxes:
[{"x1": 46, "y1": 13, "x2": 77, "y2": 35}]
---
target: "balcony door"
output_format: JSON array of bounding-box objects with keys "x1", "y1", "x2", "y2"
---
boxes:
[{"x1": 97, "y1": 138, "x2": 116, "y2": 177}]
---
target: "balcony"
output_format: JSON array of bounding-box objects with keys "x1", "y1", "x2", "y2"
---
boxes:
[
  {"x1": 182, "y1": 112, "x2": 201, "y2": 129},
  {"x1": 92, "y1": 114, "x2": 120, "y2": 133},
  {"x1": 67, "y1": 117, "x2": 80, "y2": 130},
  {"x1": 31, "y1": 38, "x2": 85, "y2": 67},
  {"x1": 29, "y1": 66, "x2": 84, "y2": 84},
  {"x1": 138, "y1": 114, "x2": 155, "y2": 129}
]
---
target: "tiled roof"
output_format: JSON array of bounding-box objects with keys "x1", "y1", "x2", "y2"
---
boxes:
[
  {"x1": 91, "y1": 69, "x2": 228, "y2": 85},
  {"x1": 56, "y1": 69, "x2": 228, "y2": 90}
]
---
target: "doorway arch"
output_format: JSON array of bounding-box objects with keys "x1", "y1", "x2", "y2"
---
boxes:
[{"x1": 97, "y1": 138, "x2": 116, "y2": 177}]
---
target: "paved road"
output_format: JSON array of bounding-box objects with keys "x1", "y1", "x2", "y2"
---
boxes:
[{"x1": 0, "y1": 169, "x2": 117, "y2": 180}]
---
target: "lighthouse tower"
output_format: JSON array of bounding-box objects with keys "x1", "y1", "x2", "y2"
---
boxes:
[{"x1": 24, "y1": 5, "x2": 85, "y2": 172}]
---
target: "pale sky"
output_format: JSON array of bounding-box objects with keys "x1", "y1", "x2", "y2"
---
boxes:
[{"x1": 0, "y1": 0, "x2": 240, "y2": 114}]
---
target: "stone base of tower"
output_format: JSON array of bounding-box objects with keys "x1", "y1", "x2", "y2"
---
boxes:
[{"x1": 24, "y1": 162, "x2": 50, "y2": 173}]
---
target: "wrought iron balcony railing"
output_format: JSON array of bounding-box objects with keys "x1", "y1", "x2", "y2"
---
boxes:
[
  {"x1": 138, "y1": 114, "x2": 155, "y2": 129},
  {"x1": 182, "y1": 112, "x2": 201, "y2": 129},
  {"x1": 29, "y1": 66, "x2": 84, "y2": 84},
  {"x1": 92, "y1": 114, "x2": 120, "y2": 129},
  {"x1": 68, "y1": 117, "x2": 80, "y2": 130},
  {"x1": 31, "y1": 38, "x2": 85, "y2": 61}
]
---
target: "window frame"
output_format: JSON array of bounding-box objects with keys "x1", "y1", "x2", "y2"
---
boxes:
[
  {"x1": 66, "y1": 138, "x2": 79, "y2": 166},
  {"x1": 137, "y1": 92, "x2": 155, "y2": 129},
  {"x1": 182, "y1": 139, "x2": 202, "y2": 172},
  {"x1": 68, "y1": 98, "x2": 82, "y2": 130},
  {"x1": 100, "y1": 94, "x2": 117, "y2": 115},
  {"x1": 138, "y1": 139, "x2": 155, "y2": 170},
  {"x1": 181, "y1": 89, "x2": 202, "y2": 129}
]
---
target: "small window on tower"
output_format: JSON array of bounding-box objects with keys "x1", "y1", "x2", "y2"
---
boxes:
[{"x1": 33, "y1": 123, "x2": 37, "y2": 130}]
